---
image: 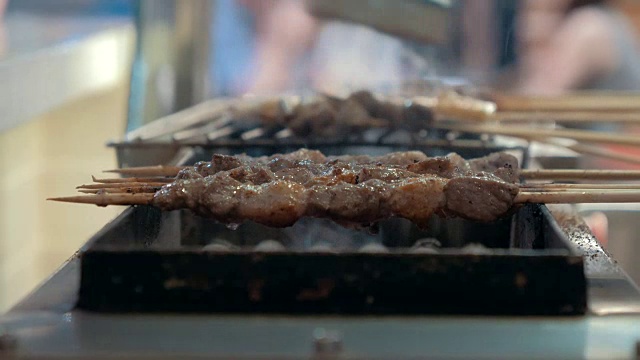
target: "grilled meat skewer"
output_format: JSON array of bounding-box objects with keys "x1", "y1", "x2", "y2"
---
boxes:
[{"x1": 52, "y1": 150, "x2": 520, "y2": 228}]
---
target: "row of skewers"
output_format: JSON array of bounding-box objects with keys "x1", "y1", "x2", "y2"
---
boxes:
[
  {"x1": 50, "y1": 89, "x2": 640, "y2": 229},
  {"x1": 62, "y1": 167, "x2": 640, "y2": 205},
  {"x1": 122, "y1": 89, "x2": 640, "y2": 166},
  {"x1": 49, "y1": 149, "x2": 640, "y2": 229}
]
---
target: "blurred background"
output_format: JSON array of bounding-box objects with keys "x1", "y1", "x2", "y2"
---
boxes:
[{"x1": 1, "y1": 0, "x2": 640, "y2": 312}]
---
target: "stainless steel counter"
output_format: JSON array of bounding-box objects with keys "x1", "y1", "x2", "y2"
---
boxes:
[
  {"x1": 0, "y1": 13, "x2": 134, "y2": 132},
  {"x1": 2, "y1": 210, "x2": 640, "y2": 359}
]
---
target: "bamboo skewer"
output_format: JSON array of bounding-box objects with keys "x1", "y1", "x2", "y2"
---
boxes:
[
  {"x1": 97, "y1": 166, "x2": 640, "y2": 182},
  {"x1": 78, "y1": 187, "x2": 160, "y2": 194},
  {"x1": 532, "y1": 138, "x2": 640, "y2": 166},
  {"x1": 76, "y1": 183, "x2": 168, "y2": 190},
  {"x1": 521, "y1": 183, "x2": 640, "y2": 190},
  {"x1": 515, "y1": 190, "x2": 640, "y2": 204},
  {"x1": 493, "y1": 111, "x2": 640, "y2": 123},
  {"x1": 489, "y1": 92, "x2": 640, "y2": 112},
  {"x1": 91, "y1": 176, "x2": 173, "y2": 184},
  {"x1": 47, "y1": 189, "x2": 640, "y2": 207},
  {"x1": 104, "y1": 165, "x2": 184, "y2": 177},
  {"x1": 74, "y1": 182, "x2": 640, "y2": 196},
  {"x1": 47, "y1": 194, "x2": 154, "y2": 206},
  {"x1": 435, "y1": 123, "x2": 640, "y2": 148},
  {"x1": 520, "y1": 169, "x2": 640, "y2": 181}
]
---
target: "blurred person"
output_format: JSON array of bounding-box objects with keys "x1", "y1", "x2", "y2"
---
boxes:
[
  {"x1": 212, "y1": 0, "x2": 319, "y2": 95},
  {"x1": 0, "y1": 0, "x2": 6, "y2": 17},
  {"x1": 516, "y1": 0, "x2": 640, "y2": 243},
  {"x1": 212, "y1": 0, "x2": 429, "y2": 97},
  {"x1": 0, "y1": 0, "x2": 7, "y2": 55},
  {"x1": 241, "y1": 0, "x2": 319, "y2": 94},
  {"x1": 518, "y1": 0, "x2": 640, "y2": 95}
]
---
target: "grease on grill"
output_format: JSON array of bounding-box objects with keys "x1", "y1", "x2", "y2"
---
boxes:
[{"x1": 552, "y1": 210, "x2": 620, "y2": 275}]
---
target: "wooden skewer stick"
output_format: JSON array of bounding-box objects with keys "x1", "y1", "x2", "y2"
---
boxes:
[
  {"x1": 522, "y1": 183, "x2": 640, "y2": 190},
  {"x1": 104, "y1": 165, "x2": 184, "y2": 177},
  {"x1": 78, "y1": 189, "x2": 159, "y2": 195},
  {"x1": 490, "y1": 92, "x2": 640, "y2": 112},
  {"x1": 78, "y1": 190, "x2": 99, "y2": 194},
  {"x1": 91, "y1": 175, "x2": 173, "y2": 184},
  {"x1": 79, "y1": 183, "x2": 640, "y2": 195},
  {"x1": 102, "y1": 166, "x2": 640, "y2": 183},
  {"x1": 48, "y1": 189, "x2": 640, "y2": 207},
  {"x1": 516, "y1": 190, "x2": 640, "y2": 203},
  {"x1": 47, "y1": 194, "x2": 154, "y2": 206},
  {"x1": 78, "y1": 185, "x2": 163, "y2": 194},
  {"x1": 493, "y1": 111, "x2": 640, "y2": 123},
  {"x1": 520, "y1": 169, "x2": 640, "y2": 181},
  {"x1": 534, "y1": 138, "x2": 640, "y2": 166},
  {"x1": 435, "y1": 123, "x2": 640, "y2": 148},
  {"x1": 76, "y1": 183, "x2": 168, "y2": 190}
]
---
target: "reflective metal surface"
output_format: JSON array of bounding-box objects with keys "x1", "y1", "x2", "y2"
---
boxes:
[
  {"x1": 3, "y1": 213, "x2": 640, "y2": 359},
  {"x1": 127, "y1": 0, "x2": 212, "y2": 131}
]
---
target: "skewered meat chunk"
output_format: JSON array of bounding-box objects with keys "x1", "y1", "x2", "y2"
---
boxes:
[
  {"x1": 236, "y1": 181, "x2": 308, "y2": 227},
  {"x1": 443, "y1": 175, "x2": 519, "y2": 222},
  {"x1": 152, "y1": 149, "x2": 521, "y2": 228},
  {"x1": 287, "y1": 101, "x2": 338, "y2": 137},
  {"x1": 407, "y1": 153, "x2": 470, "y2": 178},
  {"x1": 281, "y1": 90, "x2": 434, "y2": 138},
  {"x1": 387, "y1": 177, "x2": 447, "y2": 226},
  {"x1": 468, "y1": 152, "x2": 519, "y2": 183}
]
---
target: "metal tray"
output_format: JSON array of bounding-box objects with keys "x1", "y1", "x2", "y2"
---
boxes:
[{"x1": 77, "y1": 203, "x2": 587, "y2": 316}]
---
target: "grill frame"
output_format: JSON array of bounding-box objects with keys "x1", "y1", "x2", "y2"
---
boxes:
[
  {"x1": 76, "y1": 202, "x2": 587, "y2": 316},
  {"x1": 89, "y1": 97, "x2": 587, "y2": 316}
]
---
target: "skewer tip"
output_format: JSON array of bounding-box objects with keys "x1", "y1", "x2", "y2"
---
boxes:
[{"x1": 46, "y1": 194, "x2": 154, "y2": 206}]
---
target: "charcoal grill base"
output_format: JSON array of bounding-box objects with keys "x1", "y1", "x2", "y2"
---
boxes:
[{"x1": 76, "y1": 204, "x2": 587, "y2": 316}]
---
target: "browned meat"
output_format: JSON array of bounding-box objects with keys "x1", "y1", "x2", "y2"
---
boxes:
[
  {"x1": 274, "y1": 167, "x2": 315, "y2": 184},
  {"x1": 443, "y1": 175, "x2": 519, "y2": 222},
  {"x1": 191, "y1": 149, "x2": 517, "y2": 183},
  {"x1": 335, "y1": 99, "x2": 372, "y2": 128},
  {"x1": 287, "y1": 101, "x2": 338, "y2": 137},
  {"x1": 235, "y1": 181, "x2": 308, "y2": 227},
  {"x1": 176, "y1": 168, "x2": 203, "y2": 181},
  {"x1": 271, "y1": 148, "x2": 327, "y2": 163},
  {"x1": 357, "y1": 167, "x2": 419, "y2": 182},
  {"x1": 282, "y1": 90, "x2": 433, "y2": 138},
  {"x1": 376, "y1": 151, "x2": 430, "y2": 166},
  {"x1": 348, "y1": 90, "x2": 380, "y2": 114},
  {"x1": 468, "y1": 152, "x2": 519, "y2": 183},
  {"x1": 402, "y1": 101, "x2": 434, "y2": 130},
  {"x1": 194, "y1": 154, "x2": 251, "y2": 177},
  {"x1": 228, "y1": 166, "x2": 275, "y2": 185},
  {"x1": 323, "y1": 181, "x2": 386, "y2": 223},
  {"x1": 152, "y1": 150, "x2": 521, "y2": 228},
  {"x1": 408, "y1": 153, "x2": 470, "y2": 178},
  {"x1": 387, "y1": 177, "x2": 447, "y2": 227}
]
